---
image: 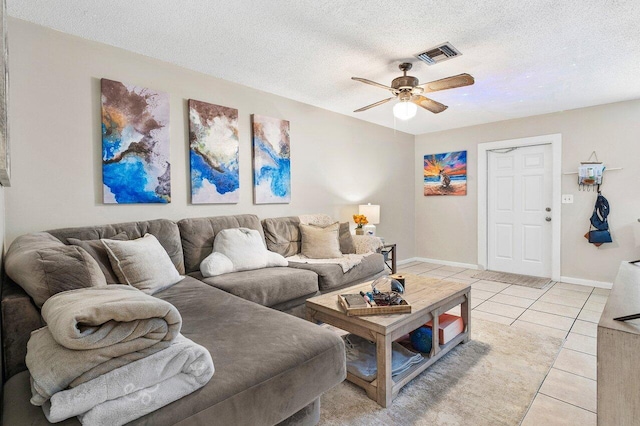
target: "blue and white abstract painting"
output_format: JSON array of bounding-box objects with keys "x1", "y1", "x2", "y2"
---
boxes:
[
  {"x1": 252, "y1": 114, "x2": 290, "y2": 204},
  {"x1": 101, "y1": 79, "x2": 171, "y2": 203},
  {"x1": 189, "y1": 99, "x2": 239, "y2": 203}
]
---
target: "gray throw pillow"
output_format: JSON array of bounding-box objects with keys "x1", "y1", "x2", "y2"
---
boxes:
[
  {"x1": 103, "y1": 234, "x2": 184, "y2": 294},
  {"x1": 339, "y1": 222, "x2": 356, "y2": 254},
  {"x1": 4, "y1": 233, "x2": 108, "y2": 307},
  {"x1": 300, "y1": 222, "x2": 342, "y2": 259},
  {"x1": 67, "y1": 233, "x2": 129, "y2": 284}
]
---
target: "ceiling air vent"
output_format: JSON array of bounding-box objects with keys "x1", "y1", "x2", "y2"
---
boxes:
[{"x1": 415, "y1": 42, "x2": 461, "y2": 66}]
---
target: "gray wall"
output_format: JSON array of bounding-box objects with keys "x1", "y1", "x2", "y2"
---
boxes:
[
  {"x1": 5, "y1": 18, "x2": 416, "y2": 259},
  {"x1": 415, "y1": 99, "x2": 640, "y2": 283}
]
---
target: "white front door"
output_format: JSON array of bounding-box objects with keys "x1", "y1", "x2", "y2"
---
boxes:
[{"x1": 487, "y1": 144, "x2": 553, "y2": 277}]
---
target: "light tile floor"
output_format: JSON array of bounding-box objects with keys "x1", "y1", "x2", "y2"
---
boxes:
[{"x1": 397, "y1": 261, "x2": 608, "y2": 426}]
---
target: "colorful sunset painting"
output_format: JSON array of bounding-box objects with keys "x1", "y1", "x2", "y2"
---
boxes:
[
  {"x1": 424, "y1": 150, "x2": 467, "y2": 196},
  {"x1": 188, "y1": 99, "x2": 239, "y2": 203},
  {"x1": 101, "y1": 79, "x2": 170, "y2": 203},
  {"x1": 252, "y1": 114, "x2": 291, "y2": 204}
]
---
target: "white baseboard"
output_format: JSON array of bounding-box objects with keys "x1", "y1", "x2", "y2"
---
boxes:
[
  {"x1": 412, "y1": 257, "x2": 479, "y2": 270},
  {"x1": 560, "y1": 276, "x2": 612, "y2": 289},
  {"x1": 397, "y1": 257, "x2": 420, "y2": 266},
  {"x1": 400, "y1": 258, "x2": 611, "y2": 288},
  {"x1": 400, "y1": 258, "x2": 611, "y2": 289}
]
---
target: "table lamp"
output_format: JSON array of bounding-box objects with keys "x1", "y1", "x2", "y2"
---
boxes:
[{"x1": 359, "y1": 203, "x2": 380, "y2": 236}]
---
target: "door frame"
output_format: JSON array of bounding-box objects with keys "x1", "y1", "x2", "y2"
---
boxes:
[{"x1": 477, "y1": 134, "x2": 562, "y2": 281}]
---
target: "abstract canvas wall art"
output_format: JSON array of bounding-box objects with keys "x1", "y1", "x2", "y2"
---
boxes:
[
  {"x1": 101, "y1": 78, "x2": 170, "y2": 203},
  {"x1": 424, "y1": 150, "x2": 467, "y2": 196},
  {"x1": 189, "y1": 99, "x2": 239, "y2": 203},
  {"x1": 252, "y1": 114, "x2": 290, "y2": 204}
]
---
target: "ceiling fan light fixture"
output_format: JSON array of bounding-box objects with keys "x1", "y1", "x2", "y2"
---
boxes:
[{"x1": 393, "y1": 100, "x2": 417, "y2": 120}]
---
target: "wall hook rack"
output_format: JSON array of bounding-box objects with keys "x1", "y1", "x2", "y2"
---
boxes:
[{"x1": 561, "y1": 151, "x2": 623, "y2": 192}]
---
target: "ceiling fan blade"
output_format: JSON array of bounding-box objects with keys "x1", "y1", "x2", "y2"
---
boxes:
[
  {"x1": 412, "y1": 96, "x2": 448, "y2": 114},
  {"x1": 351, "y1": 77, "x2": 395, "y2": 92},
  {"x1": 419, "y1": 73, "x2": 475, "y2": 93},
  {"x1": 353, "y1": 97, "x2": 395, "y2": 113}
]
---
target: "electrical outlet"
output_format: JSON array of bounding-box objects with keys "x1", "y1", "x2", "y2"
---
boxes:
[{"x1": 562, "y1": 194, "x2": 574, "y2": 204}]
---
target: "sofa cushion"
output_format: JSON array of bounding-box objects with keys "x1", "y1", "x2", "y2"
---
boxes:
[
  {"x1": 151, "y1": 278, "x2": 345, "y2": 425},
  {"x1": 1, "y1": 280, "x2": 45, "y2": 380},
  {"x1": 288, "y1": 252, "x2": 386, "y2": 291},
  {"x1": 339, "y1": 222, "x2": 356, "y2": 254},
  {"x1": 178, "y1": 214, "x2": 265, "y2": 274},
  {"x1": 2, "y1": 277, "x2": 345, "y2": 426},
  {"x1": 262, "y1": 216, "x2": 301, "y2": 257},
  {"x1": 300, "y1": 223, "x2": 342, "y2": 259},
  {"x1": 67, "y1": 233, "x2": 128, "y2": 284},
  {"x1": 192, "y1": 267, "x2": 318, "y2": 307},
  {"x1": 3, "y1": 372, "x2": 79, "y2": 425},
  {"x1": 263, "y1": 217, "x2": 356, "y2": 258},
  {"x1": 200, "y1": 228, "x2": 288, "y2": 277},
  {"x1": 4, "y1": 233, "x2": 107, "y2": 307},
  {"x1": 47, "y1": 219, "x2": 185, "y2": 274},
  {"x1": 103, "y1": 234, "x2": 184, "y2": 294}
]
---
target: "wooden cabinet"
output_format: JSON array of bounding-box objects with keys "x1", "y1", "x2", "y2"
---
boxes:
[{"x1": 597, "y1": 262, "x2": 640, "y2": 425}]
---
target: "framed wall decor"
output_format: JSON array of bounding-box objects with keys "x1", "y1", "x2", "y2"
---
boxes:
[
  {"x1": 424, "y1": 150, "x2": 467, "y2": 196},
  {"x1": 101, "y1": 78, "x2": 171, "y2": 203},
  {"x1": 251, "y1": 114, "x2": 291, "y2": 204},
  {"x1": 188, "y1": 99, "x2": 239, "y2": 203},
  {"x1": 0, "y1": 0, "x2": 10, "y2": 187}
]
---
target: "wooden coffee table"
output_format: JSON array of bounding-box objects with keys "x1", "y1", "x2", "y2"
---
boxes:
[{"x1": 306, "y1": 274, "x2": 470, "y2": 407}]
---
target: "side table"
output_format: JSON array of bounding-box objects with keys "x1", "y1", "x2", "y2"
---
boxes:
[{"x1": 380, "y1": 243, "x2": 396, "y2": 274}]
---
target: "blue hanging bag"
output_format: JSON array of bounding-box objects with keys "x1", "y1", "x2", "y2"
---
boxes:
[{"x1": 588, "y1": 194, "x2": 612, "y2": 244}]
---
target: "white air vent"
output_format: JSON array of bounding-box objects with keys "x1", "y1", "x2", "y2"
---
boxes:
[{"x1": 416, "y1": 42, "x2": 461, "y2": 66}]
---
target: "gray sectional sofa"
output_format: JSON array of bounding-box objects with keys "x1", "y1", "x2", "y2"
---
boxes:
[{"x1": 1, "y1": 214, "x2": 386, "y2": 425}]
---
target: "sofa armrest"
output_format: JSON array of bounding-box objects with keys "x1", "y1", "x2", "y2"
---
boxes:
[
  {"x1": 352, "y1": 235, "x2": 384, "y2": 255},
  {"x1": 2, "y1": 279, "x2": 44, "y2": 380}
]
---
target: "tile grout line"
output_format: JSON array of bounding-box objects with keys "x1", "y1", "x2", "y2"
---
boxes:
[
  {"x1": 518, "y1": 333, "x2": 568, "y2": 425},
  {"x1": 537, "y1": 390, "x2": 597, "y2": 414},
  {"x1": 551, "y1": 363, "x2": 597, "y2": 382},
  {"x1": 521, "y1": 283, "x2": 598, "y2": 422}
]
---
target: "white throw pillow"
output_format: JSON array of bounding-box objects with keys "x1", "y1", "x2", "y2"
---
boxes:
[
  {"x1": 200, "y1": 252, "x2": 234, "y2": 277},
  {"x1": 102, "y1": 234, "x2": 184, "y2": 294},
  {"x1": 200, "y1": 228, "x2": 288, "y2": 277}
]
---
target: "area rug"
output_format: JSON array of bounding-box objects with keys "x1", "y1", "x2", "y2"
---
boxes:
[
  {"x1": 319, "y1": 318, "x2": 563, "y2": 426},
  {"x1": 471, "y1": 270, "x2": 552, "y2": 289}
]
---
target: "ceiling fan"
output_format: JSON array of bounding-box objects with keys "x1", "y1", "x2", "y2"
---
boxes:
[{"x1": 352, "y1": 62, "x2": 474, "y2": 119}]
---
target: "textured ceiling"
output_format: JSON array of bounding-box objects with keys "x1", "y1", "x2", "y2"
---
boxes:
[{"x1": 8, "y1": 0, "x2": 640, "y2": 135}]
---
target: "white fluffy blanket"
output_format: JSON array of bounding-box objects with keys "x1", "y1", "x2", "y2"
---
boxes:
[
  {"x1": 42, "y1": 334, "x2": 214, "y2": 426},
  {"x1": 352, "y1": 234, "x2": 384, "y2": 254},
  {"x1": 287, "y1": 253, "x2": 372, "y2": 273},
  {"x1": 298, "y1": 214, "x2": 334, "y2": 227}
]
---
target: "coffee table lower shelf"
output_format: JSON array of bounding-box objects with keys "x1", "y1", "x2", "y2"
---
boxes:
[{"x1": 344, "y1": 330, "x2": 469, "y2": 402}]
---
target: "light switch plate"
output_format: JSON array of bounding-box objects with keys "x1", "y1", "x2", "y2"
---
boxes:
[{"x1": 562, "y1": 194, "x2": 574, "y2": 204}]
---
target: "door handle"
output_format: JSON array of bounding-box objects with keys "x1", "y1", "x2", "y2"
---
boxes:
[
  {"x1": 545, "y1": 217, "x2": 552, "y2": 222},
  {"x1": 546, "y1": 207, "x2": 551, "y2": 212}
]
